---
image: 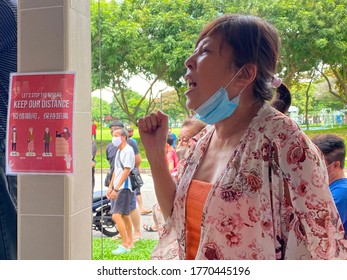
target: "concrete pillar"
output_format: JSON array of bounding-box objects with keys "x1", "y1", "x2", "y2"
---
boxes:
[{"x1": 17, "y1": 0, "x2": 92, "y2": 259}]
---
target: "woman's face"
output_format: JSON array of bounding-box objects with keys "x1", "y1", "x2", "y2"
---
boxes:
[{"x1": 184, "y1": 34, "x2": 235, "y2": 111}]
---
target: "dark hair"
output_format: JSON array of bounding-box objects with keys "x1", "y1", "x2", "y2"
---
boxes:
[
  {"x1": 197, "y1": 14, "x2": 281, "y2": 102},
  {"x1": 109, "y1": 120, "x2": 124, "y2": 128},
  {"x1": 312, "y1": 134, "x2": 346, "y2": 169},
  {"x1": 270, "y1": 84, "x2": 291, "y2": 114},
  {"x1": 167, "y1": 135, "x2": 174, "y2": 146}
]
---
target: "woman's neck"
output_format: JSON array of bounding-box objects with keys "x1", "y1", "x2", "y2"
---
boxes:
[{"x1": 214, "y1": 98, "x2": 263, "y2": 139}]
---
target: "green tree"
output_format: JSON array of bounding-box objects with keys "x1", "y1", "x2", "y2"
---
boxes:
[
  {"x1": 91, "y1": 0, "x2": 347, "y2": 120},
  {"x1": 91, "y1": 96, "x2": 110, "y2": 122},
  {"x1": 155, "y1": 90, "x2": 187, "y2": 123},
  {"x1": 91, "y1": 0, "x2": 217, "y2": 123},
  {"x1": 110, "y1": 89, "x2": 150, "y2": 125},
  {"x1": 259, "y1": 0, "x2": 347, "y2": 103},
  {"x1": 311, "y1": 78, "x2": 346, "y2": 111},
  {"x1": 313, "y1": 1, "x2": 347, "y2": 104},
  {"x1": 291, "y1": 82, "x2": 316, "y2": 118}
]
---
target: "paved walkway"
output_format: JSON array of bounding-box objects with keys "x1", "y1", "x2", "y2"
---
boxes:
[{"x1": 93, "y1": 168, "x2": 159, "y2": 240}]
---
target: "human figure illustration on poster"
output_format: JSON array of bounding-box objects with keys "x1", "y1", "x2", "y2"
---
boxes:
[
  {"x1": 10, "y1": 126, "x2": 18, "y2": 156},
  {"x1": 61, "y1": 127, "x2": 70, "y2": 141},
  {"x1": 64, "y1": 154, "x2": 72, "y2": 169},
  {"x1": 26, "y1": 127, "x2": 35, "y2": 156},
  {"x1": 55, "y1": 126, "x2": 72, "y2": 169},
  {"x1": 43, "y1": 126, "x2": 52, "y2": 156},
  {"x1": 55, "y1": 126, "x2": 70, "y2": 153}
]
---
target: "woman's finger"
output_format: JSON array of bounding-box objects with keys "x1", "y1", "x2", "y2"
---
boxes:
[
  {"x1": 139, "y1": 113, "x2": 158, "y2": 133},
  {"x1": 137, "y1": 117, "x2": 147, "y2": 133},
  {"x1": 157, "y1": 110, "x2": 169, "y2": 131}
]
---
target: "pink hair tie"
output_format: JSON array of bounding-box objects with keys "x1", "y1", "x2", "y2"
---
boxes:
[{"x1": 271, "y1": 76, "x2": 282, "y2": 88}]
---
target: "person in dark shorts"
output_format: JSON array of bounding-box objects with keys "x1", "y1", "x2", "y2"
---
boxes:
[
  {"x1": 107, "y1": 128, "x2": 135, "y2": 254},
  {"x1": 106, "y1": 121, "x2": 142, "y2": 241}
]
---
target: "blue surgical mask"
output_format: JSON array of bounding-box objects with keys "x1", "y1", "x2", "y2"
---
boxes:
[{"x1": 195, "y1": 66, "x2": 245, "y2": 125}]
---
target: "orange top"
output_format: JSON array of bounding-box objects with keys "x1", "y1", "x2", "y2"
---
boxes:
[{"x1": 186, "y1": 179, "x2": 212, "y2": 260}]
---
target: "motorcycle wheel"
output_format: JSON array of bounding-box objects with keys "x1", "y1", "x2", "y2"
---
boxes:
[{"x1": 94, "y1": 207, "x2": 119, "y2": 237}]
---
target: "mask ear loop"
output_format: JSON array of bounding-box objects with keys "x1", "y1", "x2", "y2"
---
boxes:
[
  {"x1": 224, "y1": 65, "x2": 245, "y2": 89},
  {"x1": 326, "y1": 161, "x2": 338, "y2": 179},
  {"x1": 224, "y1": 66, "x2": 248, "y2": 100}
]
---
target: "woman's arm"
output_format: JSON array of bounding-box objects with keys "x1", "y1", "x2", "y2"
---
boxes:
[{"x1": 138, "y1": 111, "x2": 177, "y2": 219}]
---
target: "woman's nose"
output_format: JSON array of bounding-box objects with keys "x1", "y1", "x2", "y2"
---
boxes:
[{"x1": 185, "y1": 53, "x2": 195, "y2": 69}]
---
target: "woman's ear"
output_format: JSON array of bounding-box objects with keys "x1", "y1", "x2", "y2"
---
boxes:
[{"x1": 238, "y1": 64, "x2": 257, "y2": 86}]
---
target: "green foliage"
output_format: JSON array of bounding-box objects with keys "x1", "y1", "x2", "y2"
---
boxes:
[
  {"x1": 290, "y1": 81, "x2": 317, "y2": 115},
  {"x1": 110, "y1": 89, "x2": 149, "y2": 124},
  {"x1": 92, "y1": 96, "x2": 110, "y2": 122},
  {"x1": 259, "y1": 0, "x2": 347, "y2": 102},
  {"x1": 313, "y1": 93, "x2": 345, "y2": 112},
  {"x1": 91, "y1": 0, "x2": 219, "y2": 122},
  {"x1": 93, "y1": 237, "x2": 157, "y2": 260},
  {"x1": 155, "y1": 90, "x2": 188, "y2": 121},
  {"x1": 91, "y1": 0, "x2": 347, "y2": 119}
]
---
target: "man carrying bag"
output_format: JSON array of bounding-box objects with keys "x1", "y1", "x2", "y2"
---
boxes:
[
  {"x1": 107, "y1": 128, "x2": 136, "y2": 254},
  {"x1": 119, "y1": 165, "x2": 143, "y2": 191}
]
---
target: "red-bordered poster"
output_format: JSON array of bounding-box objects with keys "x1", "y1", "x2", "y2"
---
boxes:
[{"x1": 6, "y1": 72, "x2": 76, "y2": 174}]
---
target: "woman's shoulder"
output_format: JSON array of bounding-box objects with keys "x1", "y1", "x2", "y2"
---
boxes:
[
  {"x1": 255, "y1": 103, "x2": 302, "y2": 137},
  {"x1": 256, "y1": 104, "x2": 323, "y2": 163},
  {"x1": 247, "y1": 103, "x2": 320, "y2": 155}
]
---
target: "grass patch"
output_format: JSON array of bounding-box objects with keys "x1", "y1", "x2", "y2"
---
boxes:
[
  {"x1": 92, "y1": 237, "x2": 158, "y2": 260},
  {"x1": 303, "y1": 125, "x2": 347, "y2": 140}
]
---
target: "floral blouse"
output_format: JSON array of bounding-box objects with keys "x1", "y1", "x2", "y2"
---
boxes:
[{"x1": 152, "y1": 103, "x2": 347, "y2": 260}]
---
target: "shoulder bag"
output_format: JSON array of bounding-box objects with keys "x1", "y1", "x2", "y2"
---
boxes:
[{"x1": 117, "y1": 152, "x2": 144, "y2": 191}]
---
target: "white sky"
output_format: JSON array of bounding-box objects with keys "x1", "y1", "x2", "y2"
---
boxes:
[{"x1": 91, "y1": 75, "x2": 173, "y2": 103}]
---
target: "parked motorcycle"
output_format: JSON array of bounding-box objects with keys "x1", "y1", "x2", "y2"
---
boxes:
[{"x1": 92, "y1": 189, "x2": 119, "y2": 237}]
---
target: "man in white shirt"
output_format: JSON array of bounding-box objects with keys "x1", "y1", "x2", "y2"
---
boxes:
[{"x1": 107, "y1": 128, "x2": 135, "y2": 254}]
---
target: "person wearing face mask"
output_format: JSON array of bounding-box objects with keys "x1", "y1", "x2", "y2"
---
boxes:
[
  {"x1": 312, "y1": 134, "x2": 347, "y2": 235},
  {"x1": 138, "y1": 14, "x2": 347, "y2": 260},
  {"x1": 107, "y1": 121, "x2": 151, "y2": 216},
  {"x1": 107, "y1": 128, "x2": 135, "y2": 254},
  {"x1": 127, "y1": 125, "x2": 152, "y2": 215},
  {"x1": 105, "y1": 120, "x2": 143, "y2": 243}
]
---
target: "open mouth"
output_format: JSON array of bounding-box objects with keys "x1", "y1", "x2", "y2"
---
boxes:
[
  {"x1": 188, "y1": 81, "x2": 197, "y2": 89},
  {"x1": 186, "y1": 78, "x2": 197, "y2": 89}
]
